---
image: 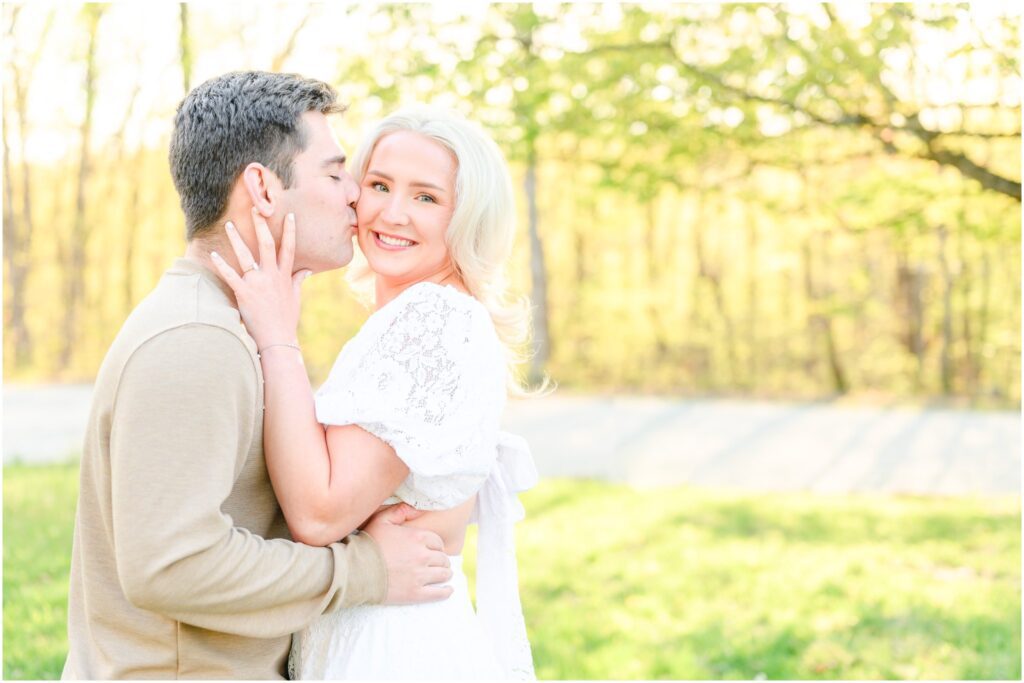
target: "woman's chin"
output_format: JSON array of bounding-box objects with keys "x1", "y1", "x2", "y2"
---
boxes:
[
  {"x1": 370, "y1": 268, "x2": 412, "y2": 283},
  {"x1": 364, "y1": 254, "x2": 409, "y2": 279}
]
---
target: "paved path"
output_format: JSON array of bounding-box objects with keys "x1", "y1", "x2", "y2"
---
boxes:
[{"x1": 4, "y1": 384, "x2": 1019, "y2": 495}]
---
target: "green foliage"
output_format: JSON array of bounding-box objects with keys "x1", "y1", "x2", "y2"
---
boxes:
[
  {"x1": 3, "y1": 463, "x2": 79, "y2": 680},
  {"x1": 4, "y1": 465, "x2": 1020, "y2": 680},
  {"x1": 3, "y1": 3, "x2": 1020, "y2": 405}
]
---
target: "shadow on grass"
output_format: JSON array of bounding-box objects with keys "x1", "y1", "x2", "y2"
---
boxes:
[{"x1": 633, "y1": 495, "x2": 1018, "y2": 548}]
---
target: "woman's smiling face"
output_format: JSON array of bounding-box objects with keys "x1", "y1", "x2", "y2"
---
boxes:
[{"x1": 356, "y1": 131, "x2": 458, "y2": 289}]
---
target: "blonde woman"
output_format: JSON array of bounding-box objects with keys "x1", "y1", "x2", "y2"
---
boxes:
[{"x1": 211, "y1": 106, "x2": 536, "y2": 679}]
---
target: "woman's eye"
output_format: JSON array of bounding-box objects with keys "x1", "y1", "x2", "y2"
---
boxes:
[
  {"x1": 328, "y1": 175, "x2": 341, "y2": 181},
  {"x1": 372, "y1": 181, "x2": 388, "y2": 192},
  {"x1": 416, "y1": 194, "x2": 436, "y2": 203}
]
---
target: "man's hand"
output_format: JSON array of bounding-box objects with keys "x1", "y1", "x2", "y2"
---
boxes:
[{"x1": 362, "y1": 503, "x2": 453, "y2": 605}]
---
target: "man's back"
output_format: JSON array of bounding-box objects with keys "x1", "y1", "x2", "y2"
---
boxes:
[{"x1": 63, "y1": 258, "x2": 384, "y2": 679}]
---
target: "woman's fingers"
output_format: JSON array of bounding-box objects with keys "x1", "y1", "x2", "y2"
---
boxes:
[
  {"x1": 224, "y1": 221, "x2": 258, "y2": 273},
  {"x1": 251, "y1": 207, "x2": 279, "y2": 271},
  {"x1": 209, "y1": 251, "x2": 245, "y2": 292},
  {"x1": 279, "y1": 213, "x2": 297, "y2": 275}
]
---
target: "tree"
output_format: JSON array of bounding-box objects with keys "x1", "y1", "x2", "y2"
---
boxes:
[
  {"x1": 58, "y1": 4, "x2": 106, "y2": 372},
  {"x1": 658, "y1": 4, "x2": 1020, "y2": 200},
  {"x1": 3, "y1": 6, "x2": 55, "y2": 371}
]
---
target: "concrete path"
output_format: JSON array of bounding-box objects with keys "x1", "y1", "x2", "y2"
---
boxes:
[{"x1": 3, "y1": 384, "x2": 1019, "y2": 495}]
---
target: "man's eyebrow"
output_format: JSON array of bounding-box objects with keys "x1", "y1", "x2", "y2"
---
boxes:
[
  {"x1": 322, "y1": 154, "x2": 347, "y2": 167},
  {"x1": 366, "y1": 169, "x2": 447, "y2": 193}
]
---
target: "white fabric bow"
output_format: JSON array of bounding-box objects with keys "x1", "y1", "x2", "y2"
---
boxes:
[{"x1": 472, "y1": 431, "x2": 538, "y2": 680}]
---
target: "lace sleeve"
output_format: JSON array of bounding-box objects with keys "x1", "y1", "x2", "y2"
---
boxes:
[{"x1": 315, "y1": 283, "x2": 506, "y2": 510}]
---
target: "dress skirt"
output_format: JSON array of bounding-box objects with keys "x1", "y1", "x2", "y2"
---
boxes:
[{"x1": 288, "y1": 555, "x2": 504, "y2": 680}]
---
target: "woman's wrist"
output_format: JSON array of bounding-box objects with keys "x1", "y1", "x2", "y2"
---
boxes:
[
  {"x1": 257, "y1": 344, "x2": 305, "y2": 372},
  {"x1": 258, "y1": 342, "x2": 301, "y2": 354},
  {"x1": 258, "y1": 343, "x2": 305, "y2": 369}
]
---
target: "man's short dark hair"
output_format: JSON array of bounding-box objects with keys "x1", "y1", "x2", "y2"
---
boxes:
[{"x1": 169, "y1": 71, "x2": 344, "y2": 240}]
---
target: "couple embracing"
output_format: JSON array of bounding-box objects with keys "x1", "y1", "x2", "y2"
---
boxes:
[{"x1": 62, "y1": 70, "x2": 537, "y2": 679}]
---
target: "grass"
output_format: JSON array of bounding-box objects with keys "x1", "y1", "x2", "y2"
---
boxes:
[
  {"x1": 4, "y1": 464, "x2": 1021, "y2": 680},
  {"x1": 3, "y1": 462, "x2": 79, "y2": 679}
]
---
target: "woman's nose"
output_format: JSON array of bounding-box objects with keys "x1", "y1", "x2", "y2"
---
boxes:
[{"x1": 382, "y1": 197, "x2": 408, "y2": 224}]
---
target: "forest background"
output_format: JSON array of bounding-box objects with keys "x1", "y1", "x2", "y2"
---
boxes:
[
  {"x1": 3, "y1": 1, "x2": 1020, "y2": 404},
  {"x1": 2, "y1": 2, "x2": 1021, "y2": 680}
]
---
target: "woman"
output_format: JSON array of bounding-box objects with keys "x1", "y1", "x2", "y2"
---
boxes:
[{"x1": 210, "y1": 106, "x2": 536, "y2": 679}]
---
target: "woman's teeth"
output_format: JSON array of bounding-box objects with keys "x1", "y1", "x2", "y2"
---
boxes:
[{"x1": 377, "y1": 232, "x2": 415, "y2": 247}]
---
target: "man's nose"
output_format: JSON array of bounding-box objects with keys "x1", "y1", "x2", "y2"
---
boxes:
[{"x1": 346, "y1": 176, "x2": 360, "y2": 205}]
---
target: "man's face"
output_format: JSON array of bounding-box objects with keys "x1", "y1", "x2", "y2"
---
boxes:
[{"x1": 277, "y1": 111, "x2": 359, "y2": 273}]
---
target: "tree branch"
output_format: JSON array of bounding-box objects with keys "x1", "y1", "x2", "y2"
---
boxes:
[
  {"x1": 921, "y1": 145, "x2": 1022, "y2": 200},
  {"x1": 664, "y1": 41, "x2": 1022, "y2": 201}
]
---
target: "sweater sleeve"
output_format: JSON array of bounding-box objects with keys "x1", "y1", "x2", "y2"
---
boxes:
[{"x1": 109, "y1": 324, "x2": 386, "y2": 639}]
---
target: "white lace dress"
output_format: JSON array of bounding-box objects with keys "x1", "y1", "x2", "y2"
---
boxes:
[{"x1": 288, "y1": 282, "x2": 537, "y2": 680}]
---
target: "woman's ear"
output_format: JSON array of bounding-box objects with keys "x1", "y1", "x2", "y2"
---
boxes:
[{"x1": 241, "y1": 162, "x2": 280, "y2": 218}]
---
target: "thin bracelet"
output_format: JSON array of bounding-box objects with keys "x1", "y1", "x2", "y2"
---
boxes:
[{"x1": 258, "y1": 343, "x2": 302, "y2": 356}]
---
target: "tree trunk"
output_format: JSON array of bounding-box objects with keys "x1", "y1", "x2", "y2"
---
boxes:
[
  {"x1": 524, "y1": 148, "x2": 550, "y2": 385},
  {"x1": 693, "y1": 193, "x2": 738, "y2": 387},
  {"x1": 745, "y1": 201, "x2": 758, "y2": 388},
  {"x1": 896, "y1": 254, "x2": 927, "y2": 391},
  {"x1": 977, "y1": 248, "x2": 991, "y2": 394},
  {"x1": 179, "y1": 4, "x2": 192, "y2": 94},
  {"x1": 123, "y1": 150, "x2": 143, "y2": 312},
  {"x1": 644, "y1": 196, "x2": 668, "y2": 359},
  {"x1": 95, "y1": 79, "x2": 142, "y2": 329},
  {"x1": 2, "y1": 81, "x2": 31, "y2": 369},
  {"x1": 59, "y1": 5, "x2": 104, "y2": 373},
  {"x1": 3, "y1": 7, "x2": 55, "y2": 371},
  {"x1": 270, "y1": 11, "x2": 312, "y2": 71},
  {"x1": 570, "y1": 178, "x2": 590, "y2": 366},
  {"x1": 685, "y1": 193, "x2": 712, "y2": 389},
  {"x1": 937, "y1": 224, "x2": 954, "y2": 394},
  {"x1": 802, "y1": 231, "x2": 848, "y2": 394}
]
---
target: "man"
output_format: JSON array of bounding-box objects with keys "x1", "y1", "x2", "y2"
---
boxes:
[{"x1": 62, "y1": 71, "x2": 452, "y2": 679}]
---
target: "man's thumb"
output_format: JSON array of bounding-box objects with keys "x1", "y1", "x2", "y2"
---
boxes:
[
  {"x1": 292, "y1": 270, "x2": 312, "y2": 298},
  {"x1": 384, "y1": 502, "x2": 426, "y2": 523}
]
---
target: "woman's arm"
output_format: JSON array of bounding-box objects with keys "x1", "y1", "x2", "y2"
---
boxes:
[
  {"x1": 399, "y1": 496, "x2": 477, "y2": 556},
  {"x1": 257, "y1": 348, "x2": 410, "y2": 546},
  {"x1": 210, "y1": 210, "x2": 411, "y2": 545}
]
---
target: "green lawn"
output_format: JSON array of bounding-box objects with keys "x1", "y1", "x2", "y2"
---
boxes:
[{"x1": 4, "y1": 464, "x2": 1020, "y2": 679}]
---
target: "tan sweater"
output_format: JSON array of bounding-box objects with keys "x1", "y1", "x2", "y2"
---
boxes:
[{"x1": 62, "y1": 258, "x2": 386, "y2": 679}]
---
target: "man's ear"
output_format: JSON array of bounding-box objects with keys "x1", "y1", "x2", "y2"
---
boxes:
[{"x1": 240, "y1": 162, "x2": 281, "y2": 218}]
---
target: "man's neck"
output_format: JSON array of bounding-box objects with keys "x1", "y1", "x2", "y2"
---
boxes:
[
  {"x1": 184, "y1": 233, "x2": 234, "y2": 273},
  {"x1": 182, "y1": 238, "x2": 241, "y2": 307}
]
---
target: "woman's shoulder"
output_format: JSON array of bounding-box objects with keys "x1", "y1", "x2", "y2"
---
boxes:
[
  {"x1": 384, "y1": 282, "x2": 500, "y2": 355},
  {"x1": 397, "y1": 281, "x2": 482, "y2": 312},
  {"x1": 384, "y1": 281, "x2": 492, "y2": 331}
]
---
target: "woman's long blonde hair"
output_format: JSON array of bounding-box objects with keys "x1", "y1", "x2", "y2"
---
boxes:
[{"x1": 348, "y1": 105, "x2": 534, "y2": 394}]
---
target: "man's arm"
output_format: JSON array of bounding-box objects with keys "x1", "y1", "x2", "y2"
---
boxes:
[{"x1": 109, "y1": 325, "x2": 448, "y2": 638}]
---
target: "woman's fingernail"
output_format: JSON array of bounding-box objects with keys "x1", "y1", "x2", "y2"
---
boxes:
[
  {"x1": 288, "y1": 213, "x2": 295, "y2": 222},
  {"x1": 211, "y1": 251, "x2": 221, "y2": 261},
  {"x1": 303, "y1": 270, "x2": 312, "y2": 280},
  {"x1": 225, "y1": 221, "x2": 235, "y2": 232}
]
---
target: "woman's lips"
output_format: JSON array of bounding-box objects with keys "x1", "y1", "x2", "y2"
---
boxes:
[{"x1": 372, "y1": 230, "x2": 418, "y2": 250}]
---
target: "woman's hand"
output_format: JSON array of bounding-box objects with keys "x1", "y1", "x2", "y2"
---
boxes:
[{"x1": 209, "y1": 207, "x2": 311, "y2": 350}]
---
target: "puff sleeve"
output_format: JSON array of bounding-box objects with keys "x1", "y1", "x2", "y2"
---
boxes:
[{"x1": 314, "y1": 283, "x2": 506, "y2": 510}]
